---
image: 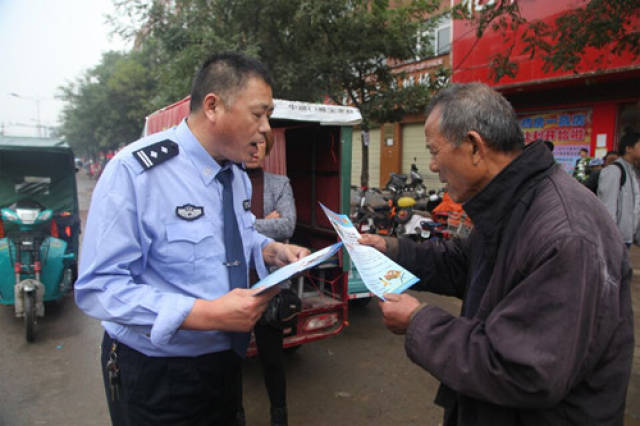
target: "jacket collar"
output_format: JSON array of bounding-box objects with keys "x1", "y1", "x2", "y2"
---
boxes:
[{"x1": 463, "y1": 141, "x2": 556, "y2": 238}]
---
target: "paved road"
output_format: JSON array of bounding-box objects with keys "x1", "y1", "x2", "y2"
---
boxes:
[
  {"x1": 0, "y1": 172, "x2": 107, "y2": 426},
  {"x1": 1, "y1": 171, "x2": 639, "y2": 425}
]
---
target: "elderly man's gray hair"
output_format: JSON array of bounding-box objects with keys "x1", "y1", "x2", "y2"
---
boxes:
[{"x1": 426, "y1": 83, "x2": 524, "y2": 152}]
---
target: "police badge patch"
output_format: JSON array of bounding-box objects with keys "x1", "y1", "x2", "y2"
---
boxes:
[{"x1": 176, "y1": 204, "x2": 204, "y2": 221}]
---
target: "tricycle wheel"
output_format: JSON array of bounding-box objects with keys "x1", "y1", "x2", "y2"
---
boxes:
[
  {"x1": 71, "y1": 263, "x2": 78, "y2": 284},
  {"x1": 68, "y1": 263, "x2": 78, "y2": 291},
  {"x1": 24, "y1": 291, "x2": 36, "y2": 343}
]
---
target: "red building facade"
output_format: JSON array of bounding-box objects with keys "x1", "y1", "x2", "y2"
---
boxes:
[{"x1": 452, "y1": 0, "x2": 640, "y2": 173}]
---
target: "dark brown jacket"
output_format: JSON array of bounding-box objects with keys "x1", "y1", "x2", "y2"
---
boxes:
[{"x1": 395, "y1": 142, "x2": 634, "y2": 425}]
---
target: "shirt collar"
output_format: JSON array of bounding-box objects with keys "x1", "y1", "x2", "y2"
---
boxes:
[{"x1": 175, "y1": 118, "x2": 222, "y2": 186}]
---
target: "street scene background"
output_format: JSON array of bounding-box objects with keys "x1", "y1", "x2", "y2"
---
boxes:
[{"x1": 0, "y1": 170, "x2": 639, "y2": 426}]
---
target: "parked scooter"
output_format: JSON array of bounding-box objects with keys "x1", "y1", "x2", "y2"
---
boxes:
[
  {"x1": 351, "y1": 163, "x2": 431, "y2": 239},
  {"x1": 350, "y1": 186, "x2": 395, "y2": 235},
  {"x1": 416, "y1": 218, "x2": 451, "y2": 240},
  {"x1": 384, "y1": 160, "x2": 427, "y2": 200},
  {"x1": 425, "y1": 189, "x2": 445, "y2": 213},
  {"x1": 407, "y1": 162, "x2": 427, "y2": 199}
]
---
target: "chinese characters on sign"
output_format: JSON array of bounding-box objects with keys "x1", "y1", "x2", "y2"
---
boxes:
[{"x1": 519, "y1": 109, "x2": 592, "y2": 174}]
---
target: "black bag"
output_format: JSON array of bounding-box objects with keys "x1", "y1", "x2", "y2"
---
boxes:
[{"x1": 261, "y1": 288, "x2": 302, "y2": 329}]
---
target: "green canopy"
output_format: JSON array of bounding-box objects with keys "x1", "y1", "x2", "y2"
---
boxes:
[{"x1": 0, "y1": 136, "x2": 78, "y2": 213}]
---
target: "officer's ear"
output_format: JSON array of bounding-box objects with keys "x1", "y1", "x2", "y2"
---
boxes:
[{"x1": 202, "y1": 93, "x2": 223, "y2": 122}]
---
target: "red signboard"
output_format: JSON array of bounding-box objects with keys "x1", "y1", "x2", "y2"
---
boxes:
[
  {"x1": 452, "y1": 0, "x2": 640, "y2": 87},
  {"x1": 519, "y1": 108, "x2": 591, "y2": 173}
]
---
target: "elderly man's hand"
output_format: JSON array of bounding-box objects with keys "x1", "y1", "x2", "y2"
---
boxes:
[
  {"x1": 378, "y1": 293, "x2": 424, "y2": 335},
  {"x1": 263, "y1": 242, "x2": 310, "y2": 267},
  {"x1": 358, "y1": 233, "x2": 388, "y2": 253}
]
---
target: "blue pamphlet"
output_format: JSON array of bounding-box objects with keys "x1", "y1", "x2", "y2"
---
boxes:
[
  {"x1": 252, "y1": 242, "x2": 343, "y2": 294},
  {"x1": 320, "y1": 203, "x2": 419, "y2": 299}
]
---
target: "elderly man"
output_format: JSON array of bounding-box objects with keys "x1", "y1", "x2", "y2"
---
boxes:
[
  {"x1": 75, "y1": 52, "x2": 309, "y2": 425},
  {"x1": 361, "y1": 83, "x2": 633, "y2": 425}
]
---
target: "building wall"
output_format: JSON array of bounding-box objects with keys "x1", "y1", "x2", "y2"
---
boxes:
[
  {"x1": 401, "y1": 122, "x2": 441, "y2": 191},
  {"x1": 451, "y1": 0, "x2": 640, "y2": 87},
  {"x1": 450, "y1": 0, "x2": 640, "y2": 160},
  {"x1": 351, "y1": 122, "x2": 443, "y2": 191}
]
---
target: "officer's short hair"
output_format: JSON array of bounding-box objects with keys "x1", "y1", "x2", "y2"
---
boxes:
[
  {"x1": 425, "y1": 83, "x2": 524, "y2": 153},
  {"x1": 190, "y1": 52, "x2": 273, "y2": 113},
  {"x1": 618, "y1": 131, "x2": 640, "y2": 156}
]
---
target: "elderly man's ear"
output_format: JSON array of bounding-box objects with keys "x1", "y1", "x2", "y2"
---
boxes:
[{"x1": 466, "y1": 130, "x2": 486, "y2": 166}]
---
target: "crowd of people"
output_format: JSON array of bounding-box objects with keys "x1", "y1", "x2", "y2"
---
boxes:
[{"x1": 74, "y1": 52, "x2": 635, "y2": 426}]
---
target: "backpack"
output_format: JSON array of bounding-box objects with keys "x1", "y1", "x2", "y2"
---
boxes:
[
  {"x1": 610, "y1": 162, "x2": 627, "y2": 188},
  {"x1": 592, "y1": 162, "x2": 626, "y2": 194}
]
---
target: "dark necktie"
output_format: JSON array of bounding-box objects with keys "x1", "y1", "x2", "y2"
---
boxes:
[{"x1": 216, "y1": 166, "x2": 249, "y2": 357}]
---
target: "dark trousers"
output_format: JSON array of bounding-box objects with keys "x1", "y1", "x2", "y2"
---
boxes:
[
  {"x1": 101, "y1": 332, "x2": 242, "y2": 426},
  {"x1": 254, "y1": 322, "x2": 286, "y2": 409}
]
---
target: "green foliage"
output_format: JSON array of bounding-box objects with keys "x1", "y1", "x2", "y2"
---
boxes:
[
  {"x1": 454, "y1": 0, "x2": 640, "y2": 82},
  {"x1": 111, "y1": 0, "x2": 445, "y2": 128},
  {"x1": 63, "y1": 0, "x2": 450, "y2": 185},
  {"x1": 57, "y1": 51, "x2": 158, "y2": 156}
]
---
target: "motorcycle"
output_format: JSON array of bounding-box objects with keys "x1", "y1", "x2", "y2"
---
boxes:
[
  {"x1": 350, "y1": 163, "x2": 432, "y2": 239},
  {"x1": 425, "y1": 189, "x2": 445, "y2": 213},
  {"x1": 384, "y1": 167, "x2": 430, "y2": 239},
  {"x1": 350, "y1": 186, "x2": 395, "y2": 235},
  {"x1": 384, "y1": 161, "x2": 427, "y2": 200},
  {"x1": 407, "y1": 162, "x2": 427, "y2": 199}
]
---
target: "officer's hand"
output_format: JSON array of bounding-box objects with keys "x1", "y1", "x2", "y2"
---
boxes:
[
  {"x1": 358, "y1": 234, "x2": 388, "y2": 253},
  {"x1": 263, "y1": 242, "x2": 310, "y2": 267},
  {"x1": 378, "y1": 293, "x2": 423, "y2": 335},
  {"x1": 265, "y1": 210, "x2": 281, "y2": 219},
  {"x1": 182, "y1": 287, "x2": 280, "y2": 332}
]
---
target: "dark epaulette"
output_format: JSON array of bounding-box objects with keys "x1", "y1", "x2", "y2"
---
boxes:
[{"x1": 132, "y1": 139, "x2": 179, "y2": 171}]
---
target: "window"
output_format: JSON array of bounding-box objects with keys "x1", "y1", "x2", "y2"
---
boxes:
[
  {"x1": 416, "y1": 14, "x2": 451, "y2": 59},
  {"x1": 435, "y1": 20, "x2": 451, "y2": 56}
]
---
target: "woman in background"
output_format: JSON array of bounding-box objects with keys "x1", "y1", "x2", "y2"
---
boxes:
[{"x1": 241, "y1": 130, "x2": 296, "y2": 426}]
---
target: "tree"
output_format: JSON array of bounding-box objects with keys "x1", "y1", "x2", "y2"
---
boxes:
[
  {"x1": 283, "y1": 1, "x2": 450, "y2": 186},
  {"x1": 111, "y1": 0, "x2": 450, "y2": 186},
  {"x1": 452, "y1": 0, "x2": 640, "y2": 82},
  {"x1": 58, "y1": 50, "x2": 158, "y2": 157}
]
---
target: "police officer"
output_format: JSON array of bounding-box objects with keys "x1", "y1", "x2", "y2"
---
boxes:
[{"x1": 75, "y1": 52, "x2": 309, "y2": 425}]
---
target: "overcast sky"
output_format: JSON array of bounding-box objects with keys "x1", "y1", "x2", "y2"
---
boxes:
[{"x1": 0, "y1": 0, "x2": 130, "y2": 137}]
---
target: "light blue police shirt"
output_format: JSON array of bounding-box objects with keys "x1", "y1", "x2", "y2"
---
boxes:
[{"x1": 75, "y1": 119, "x2": 272, "y2": 357}]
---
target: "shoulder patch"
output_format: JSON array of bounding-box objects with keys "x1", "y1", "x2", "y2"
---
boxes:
[{"x1": 132, "y1": 139, "x2": 179, "y2": 171}]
